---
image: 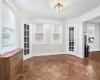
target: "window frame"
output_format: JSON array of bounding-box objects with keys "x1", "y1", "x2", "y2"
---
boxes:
[
  {"x1": 51, "y1": 23, "x2": 62, "y2": 44},
  {"x1": 0, "y1": 1, "x2": 16, "y2": 55},
  {"x1": 33, "y1": 22, "x2": 45, "y2": 44}
]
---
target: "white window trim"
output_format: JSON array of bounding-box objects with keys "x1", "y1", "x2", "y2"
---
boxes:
[
  {"x1": 0, "y1": 1, "x2": 16, "y2": 55},
  {"x1": 33, "y1": 21, "x2": 45, "y2": 44},
  {"x1": 87, "y1": 24, "x2": 95, "y2": 37},
  {"x1": 51, "y1": 23, "x2": 62, "y2": 44}
]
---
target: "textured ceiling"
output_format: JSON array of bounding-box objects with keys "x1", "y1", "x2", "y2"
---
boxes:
[{"x1": 13, "y1": 0, "x2": 100, "y2": 20}]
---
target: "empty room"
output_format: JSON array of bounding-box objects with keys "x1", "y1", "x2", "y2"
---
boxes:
[{"x1": 0, "y1": 0, "x2": 100, "y2": 80}]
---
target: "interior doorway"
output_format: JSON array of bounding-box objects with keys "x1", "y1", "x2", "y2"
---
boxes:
[
  {"x1": 21, "y1": 19, "x2": 32, "y2": 60},
  {"x1": 84, "y1": 16, "x2": 100, "y2": 57},
  {"x1": 67, "y1": 24, "x2": 77, "y2": 56}
]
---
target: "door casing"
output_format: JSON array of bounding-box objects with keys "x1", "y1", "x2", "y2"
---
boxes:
[{"x1": 21, "y1": 18, "x2": 32, "y2": 60}]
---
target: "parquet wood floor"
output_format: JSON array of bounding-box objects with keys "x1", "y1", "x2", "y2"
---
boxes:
[{"x1": 22, "y1": 52, "x2": 100, "y2": 80}]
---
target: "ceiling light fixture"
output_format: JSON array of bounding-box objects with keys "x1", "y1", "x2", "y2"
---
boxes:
[
  {"x1": 54, "y1": 3, "x2": 63, "y2": 12},
  {"x1": 50, "y1": 0, "x2": 68, "y2": 12}
]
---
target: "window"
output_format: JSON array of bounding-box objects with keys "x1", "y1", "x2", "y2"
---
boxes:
[
  {"x1": 2, "y1": 2, "x2": 15, "y2": 50},
  {"x1": 52, "y1": 23, "x2": 62, "y2": 44},
  {"x1": 87, "y1": 24, "x2": 95, "y2": 43},
  {"x1": 87, "y1": 24, "x2": 95, "y2": 37},
  {"x1": 34, "y1": 22, "x2": 44, "y2": 44}
]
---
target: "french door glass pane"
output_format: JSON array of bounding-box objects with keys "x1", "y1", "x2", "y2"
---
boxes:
[
  {"x1": 27, "y1": 25, "x2": 29, "y2": 30},
  {"x1": 24, "y1": 31, "x2": 26, "y2": 36},
  {"x1": 24, "y1": 24, "x2": 30, "y2": 55},
  {"x1": 27, "y1": 31, "x2": 29, "y2": 36},
  {"x1": 24, "y1": 43, "x2": 27, "y2": 48},
  {"x1": 24, "y1": 37, "x2": 27, "y2": 42},
  {"x1": 24, "y1": 24, "x2": 27, "y2": 30},
  {"x1": 27, "y1": 37, "x2": 29, "y2": 42},
  {"x1": 69, "y1": 27, "x2": 74, "y2": 51}
]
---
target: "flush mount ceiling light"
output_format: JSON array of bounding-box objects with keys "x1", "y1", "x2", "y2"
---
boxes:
[
  {"x1": 50, "y1": 0, "x2": 68, "y2": 12},
  {"x1": 54, "y1": 2, "x2": 63, "y2": 12}
]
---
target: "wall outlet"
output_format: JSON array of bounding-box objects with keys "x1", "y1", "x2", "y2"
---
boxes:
[{"x1": 48, "y1": 49, "x2": 52, "y2": 52}]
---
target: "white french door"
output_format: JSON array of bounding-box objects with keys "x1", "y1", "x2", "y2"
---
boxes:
[
  {"x1": 21, "y1": 19, "x2": 32, "y2": 60},
  {"x1": 68, "y1": 25, "x2": 77, "y2": 56},
  {"x1": 87, "y1": 24, "x2": 95, "y2": 52}
]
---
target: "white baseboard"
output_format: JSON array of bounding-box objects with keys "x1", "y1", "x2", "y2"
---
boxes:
[
  {"x1": 23, "y1": 52, "x2": 68, "y2": 60},
  {"x1": 23, "y1": 52, "x2": 84, "y2": 61},
  {"x1": 90, "y1": 49, "x2": 100, "y2": 52},
  {"x1": 76, "y1": 54, "x2": 84, "y2": 58}
]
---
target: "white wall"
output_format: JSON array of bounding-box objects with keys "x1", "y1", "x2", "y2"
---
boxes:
[
  {"x1": 19, "y1": 3, "x2": 100, "y2": 58},
  {"x1": 32, "y1": 20, "x2": 65, "y2": 55},
  {"x1": 14, "y1": 3, "x2": 66, "y2": 56},
  {"x1": 64, "y1": 5, "x2": 100, "y2": 58},
  {"x1": 79, "y1": 6, "x2": 100, "y2": 22},
  {"x1": 64, "y1": 18, "x2": 84, "y2": 58},
  {"x1": 84, "y1": 22, "x2": 100, "y2": 52},
  {"x1": 0, "y1": 0, "x2": 66, "y2": 56},
  {"x1": 1, "y1": 0, "x2": 100, "y2": 58},
  {"x1": 16, "y1": 9, "x2": 34, "y2": 48},
  {"x1": 18, "y1": 10, "x2": 66, "y2": 55}
]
